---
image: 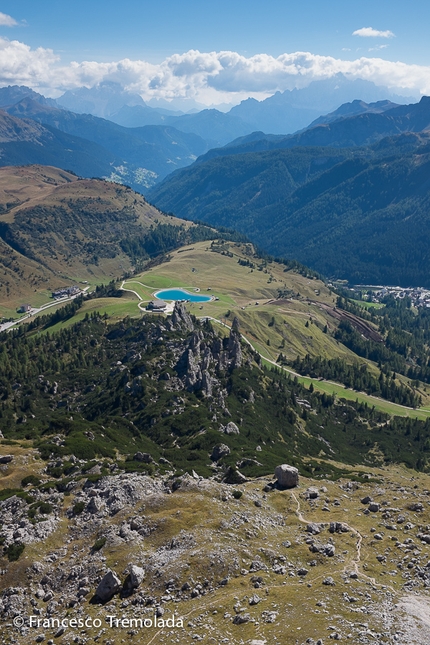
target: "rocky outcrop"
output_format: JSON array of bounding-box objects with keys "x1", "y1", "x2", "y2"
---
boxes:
[
  {"x1": 170, "y1": 302, "x2": 194, "y2": 332},
  {"x1": 274, "y1": 464, "x2": 299, "y2": 489},
  {"x1": 175, "y1": 313, "x2": 245, "y2": 398},
  {"x1": 228, "y1": 317, "x2": 242, "y2": 369}
]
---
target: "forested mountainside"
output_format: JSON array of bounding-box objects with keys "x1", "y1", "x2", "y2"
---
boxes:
[{"x1": 149, "y1": 132, "x2": 430, "y2": 286}]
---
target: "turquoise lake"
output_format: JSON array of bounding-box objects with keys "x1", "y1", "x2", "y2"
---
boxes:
[{"x1": 154, "y1": 289, "x2": 212, "y2": 302}]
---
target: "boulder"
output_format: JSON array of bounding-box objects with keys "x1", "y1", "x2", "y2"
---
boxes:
[
  {"x1": 306, "y1": 487, "x2": 319, "y2": 499},
  {"x1": 368, "y1": 502, "x2": 380, "y2": 513},
  {"x1": 0, "y1": 455, "x2": 13, "y2": 464},
  {"x1": 210, "y1": 444, "x2": 230, "y2": 461},
  {"x1": 133, "y1": 452, "x2": 153, "y2": 463},
  {"x1": 274, "y1": 464, "x2": 299, "y2": 489},
  {"x1": 95, "y1": 570, "x2": 121, "y2": 601},
  {"x1": 323, "y1": 576, "x2": 335, "y2": 586},
  {"x1": 129, "y1": 565, "x2": 145, "y2": 589},
  {"x1": 233, "y1": 613, "x2": 250, "y2": 624},
  {"x1": 224, "y1": 422, "x2": 240, "y2": 435},
  {"x1": 223, "y1": 466, "x2": 246, "y2": 485},
  {"x1": 329, "y1": 522, "x2": 349, "y2": 533}
]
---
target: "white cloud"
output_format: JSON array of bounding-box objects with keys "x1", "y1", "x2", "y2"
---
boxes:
[
  {"x1": 353, "y1": 27, "x2": 395, "y2": 38},
  {"x1": 0, "y1": 12, "x2": 17, "y2": 27},
  {"x1": 0, "y1": 38, "x2": 58, "y2": 89},
  {"x1": 2, "y1": 38, "x2": 430, "y2": 105},
  {"x1": 369, "y1": 44, "x2": 389, "y2": 52}
]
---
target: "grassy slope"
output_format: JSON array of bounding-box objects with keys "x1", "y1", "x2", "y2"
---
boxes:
[
  {"x1": 17, "y1": 239, "x2": 430, "y2": 419},
  {"x1": 0, "y1": 165, "x2": 185, "y2": 314},
  {"x1": 120, "y1": 241, "x2": 430, "y2": 418}
]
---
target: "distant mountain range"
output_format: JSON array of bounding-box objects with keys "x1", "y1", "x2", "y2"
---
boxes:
[
  {"x1": 0, "y1": 110, "x2": 113, "y2": 178},
  {"x1": 148, "y1": 97, "x2": 430, "y2": 286},
  {"x1": 0, "y1": 78, "x2": 417, "y2": 193},
  {"x1": 228, "y1": 75, "x2": 414, "y2": 134},
  {"x1": 0, "y1": 91, "x2": 209, "y2": 191},
  {"x1": 56, "y1": 76, "x2": 415, "y2": 140}
]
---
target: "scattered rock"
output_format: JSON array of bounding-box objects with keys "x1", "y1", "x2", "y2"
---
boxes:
[
  {"x1": 249, "y1": 594, "x2": 261, "y2": 605},
  {"x1": 408, "y1": 503, "x2": 424, "y2": 512},
  {"x1": 329, "y1": 522, "x2": 349, "y2": 534}
]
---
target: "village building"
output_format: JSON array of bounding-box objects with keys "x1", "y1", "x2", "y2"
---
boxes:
[{"x1": 146, "y1": 300, "x2": 167, "y2": 311}]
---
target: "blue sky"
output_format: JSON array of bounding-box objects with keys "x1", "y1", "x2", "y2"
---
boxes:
[{"x1": 1, "y1": 1, "x2": 430, "y2": 104}]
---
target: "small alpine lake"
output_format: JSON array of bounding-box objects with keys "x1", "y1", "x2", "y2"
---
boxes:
[{"x1": 154, "y1": 288, "x2": 212, "y2": 303}]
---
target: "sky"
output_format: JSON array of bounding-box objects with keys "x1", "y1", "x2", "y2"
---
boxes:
[{"x1": 1, "y1": 0, "x2": 430, "y2": 105}]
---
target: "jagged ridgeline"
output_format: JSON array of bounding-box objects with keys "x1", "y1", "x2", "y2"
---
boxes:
[{"x1": 1, "y1": 303, "x2": 430, "y2": 479}]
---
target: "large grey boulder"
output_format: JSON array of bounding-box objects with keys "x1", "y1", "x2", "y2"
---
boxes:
[
  {"x1": 274, "y1": 464, "x2": 299, "y2": 489},
  {"x1": 0, "y1": 455, "x2": 13, "y2": 464},
  {"x1": 95, "y1": 570, "x2": 121, "y2": 601},
  {"x1": 129, "y1": 565, "x2": 145, "y2": 589}
]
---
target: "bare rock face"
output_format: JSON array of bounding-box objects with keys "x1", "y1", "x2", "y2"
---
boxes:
[
  {"x1": 170, "y1": 302, "x2": 194, "y2": 332},
  {"x1": 274, "y1": 464, "x2": 299, "y2": 489},
  {"x1": 95, "y1": 570, "x2": 121, "y2": 601},
  {"x1": 228, "y1": 317, "x2": 242, "y2": 369}
]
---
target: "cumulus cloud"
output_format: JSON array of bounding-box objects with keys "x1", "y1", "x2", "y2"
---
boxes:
[
  {"x1": 0, "y1": 38, "x2": 58, "y2": 88},
  {"x1": 0, "y1": 12, "x2": 17, "y2": 27},
  {"x1": 1, "y1": 38, "x2": 430, "y2": 104},
  {"x1": 353, "y1": 27, "x2": 395, "y2": 38}
]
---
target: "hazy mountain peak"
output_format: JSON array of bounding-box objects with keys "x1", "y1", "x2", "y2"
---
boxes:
[
  {"x1": 0, "y1": 85, "x2": 57, "y2": 109},
  {"x1": 57, "y1": 81, "x2": 145, "y2": 118},
  {"x1": 229, "y1": 75, "x2": 416, "y2": 135}
]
